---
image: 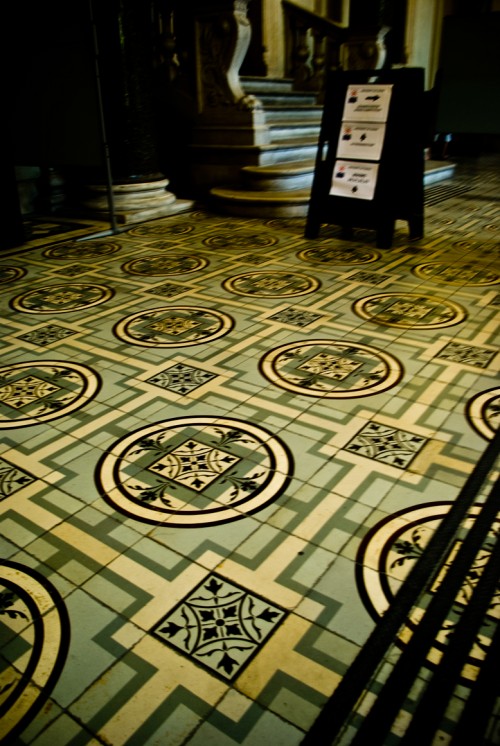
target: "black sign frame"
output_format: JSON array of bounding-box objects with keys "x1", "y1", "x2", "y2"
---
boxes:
[{"x1": 305, "y1": 68, "x2": 425, "y2": 249}]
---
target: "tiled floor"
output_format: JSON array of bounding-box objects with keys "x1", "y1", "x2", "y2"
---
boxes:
[{"x1": 1, "y1": 156, "x2": 499, "y2": 745}]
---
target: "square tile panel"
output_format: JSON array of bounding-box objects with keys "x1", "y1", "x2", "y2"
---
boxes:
[
  {"x1": 151, "y1": 572, "x2": 287, "y2": 681},
  {"x1": 344, "y1": 421, "x2": 428, "y2": 468}
]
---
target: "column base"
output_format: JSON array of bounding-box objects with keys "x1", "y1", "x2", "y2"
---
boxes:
[{"x1": 81, "y1": 179, "x2": 194, "y2": 225}]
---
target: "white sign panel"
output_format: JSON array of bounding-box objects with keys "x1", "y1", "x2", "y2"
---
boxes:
[
  {"x1": 330, "y1": 160, "x2": 379, "y2": 200},
  {"x1": 336, "y1": 121, "x2": 386, "y2": 160},
  {"x1": 342, "y1": 84, "x2": 393, "y2": 123}
]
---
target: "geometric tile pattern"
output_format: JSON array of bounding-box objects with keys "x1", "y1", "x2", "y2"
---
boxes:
[
  {"x1": 0, "y1": 560, "x2": 70, "y2": 743},
  {"x1": 152, "y1": 573, "x2": 287, "y2": 681},
  {"x1": 356, "y1": 504, "x2": 500, "y2": 681},
  {"x1": 343, "y1": 421, "x2": 428, "y2": 468},
  {"x1": 146, "y1": 363, "x2": 217, "y2": 394},
  {"x1": 0, "y1": 457, "x2": 36, "y2": 500},
  {"x1": 0, "y1": 265, "x2": 26, "y2": 284},
  {"x1": 465, "y1": 387, "x2": 500, "y2": 440},
  {"x1": 260, "y1": 340, "x2": 403, "y2": 397},
  {"x1": 122, "y1": 254, "x2": 208, "y2": 276},
  {"x1": 96, "y1": 416, "x2": 293, "y2": 526},
  {"x1": 223, "y1": 271, "x2": 320, "y2": 297},
  {"x1": 11, "y1": 283, "x2": 114, "y2": 313},
  {"x1": 433, "y1": 340, "x2": 497, "y2": 368},
  {"x1": 352, "y1": 292, "x2": 467, "y2": 328},
  {"x1": 412, "y1": 261, "x2": 500, "y2": 285},
  {"x1": 16, "y1": 324, "x2": 78, "y2": 347},
  {"x1": 113, "y1": 306, "x2": 234, "y2": 347},
  {"x1": 0, "y1": 361, "x2": 100, "y2": 427},
  {"x1": 1, "y1": 156, "x2": 499, "y2": 743}
]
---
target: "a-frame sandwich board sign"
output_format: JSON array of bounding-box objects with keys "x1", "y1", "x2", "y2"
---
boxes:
[{"x1": 305, "y1": 67, "x2": 425, "y2": 249}]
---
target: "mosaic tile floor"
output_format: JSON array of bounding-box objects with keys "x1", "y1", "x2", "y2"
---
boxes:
[{"x1": 1, "y1": 156, "x2": 499, "y2": 745}]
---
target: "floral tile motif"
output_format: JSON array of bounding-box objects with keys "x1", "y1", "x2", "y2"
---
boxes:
[
  {"x1": 0, "y1": 458, "x2": 36, "y2": 500},
  {"x1": 260, "y1": 341, "x2": 403, "y2": 398},
  {"x1": 151, "y1": 573, "x2": 286, "y2": 681},
  {"x1": 236, "y1": 253, "x2": 271, "y2": 265},
  {"x1": 113, "y1": 306, "x2": 233, "y2": 347},
  {"x1": 297, "y1": 245, "x2": 380, "y2": 265},
  {"x1": 267, "y1": 307, "x2": 325, "y2": 327},
  {"x1": 465, "y1": 387, "x2": 500, "y2": 440},
  {"x1": 433, "y1": 341, "x2": 497, "y2": 369},
  {"x1": 51, "y1": 264, "x2": 95, "y2": 277},
  {"x1": 145, "y1": 282, "x2": 192, "y2": 298},
  {"x1": 0, "y1": 561, "x2": 69, "y2": 742},
  {"x1": 146, "y1": 364, "x2": 217, "y2": 394},
  {"x1": 223, "y1": 271, "x2": 320, "y2": 297},
  {"x1": 16, "y1": 325, "x2": 78, "y2": 347},
  {"x1": 353, "y1": 293, "x2": 467, "y2": 329},
  {"x1": 127, "y1": 222, "x2": 194, "y2": 237},
  {"x1": 347, "y1": 271, "x2": 393, "y2": 285},
  {"x1": 43, "y1": 241, "x2": 121, "y2": 259},
  {"x1": 0, "y1": 361, "x2": 100, "y2": 427},
  {"x1": 11, "y1": 283, "x2": 114, "y2": 314},
  {"x1": 356, "y1": 504, "x2": 500, "y2": 681},
  {"x1": 203, "y1": 233, "x2": 278, "y2": 250},
  {"x1": 344, "y1": 421, "x2": 427, "y2": 468},
  {"x1": 96, "y1": 416, "x2": 293, "y2": 526},
  {"x1": 0, "y1": 266, "x2": 26, "y2": 284},
  {"x1": 122, "y1": 254, "x2": 208, "y2": 276},
  {"x1": 412, "y1": 261, "x2": 500, "y2": 286}
]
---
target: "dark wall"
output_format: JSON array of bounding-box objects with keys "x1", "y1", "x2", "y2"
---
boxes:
[
  {"x1": 436, "y1": 13, "x2": 500, "y2": 135},
  {"x1": 7, "y1": 1, "x2": 103, "y2": 168}
]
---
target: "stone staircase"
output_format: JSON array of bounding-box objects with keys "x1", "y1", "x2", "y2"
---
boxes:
[
  {"x1": 210, "y1": 76, "x2": 321, "y2": 217},
  {"x1": 210, "y1": 76, "x2": 456, "y2": 218}
]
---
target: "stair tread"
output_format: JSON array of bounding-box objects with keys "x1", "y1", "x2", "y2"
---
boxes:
[
  {"x1": 242, "y1": 160, "x2": 316, "y2": 175},
  {"x1": 211, "y1": 187, "x2": 311, "y2": 203}
]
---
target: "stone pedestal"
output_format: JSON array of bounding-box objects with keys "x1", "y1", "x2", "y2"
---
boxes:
[
  {"x1": 82, "y1": 178, "x2": 193, "y2": 225},
  {"x1": 86, "y1": 0, "x2": 192, "y2": 225}
]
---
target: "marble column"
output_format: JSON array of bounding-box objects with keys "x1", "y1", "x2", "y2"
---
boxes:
[{"x1": 84, "y1": 0, "x2": 192, "y2": 223}]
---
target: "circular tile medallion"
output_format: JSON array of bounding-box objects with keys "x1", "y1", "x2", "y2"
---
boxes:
[
  {"x1": 0, "y1": 561, "x2": 69, "y2": 742},
  {"x1": 0, "y1": 266, "x2": 26, "y2": 284},
  {"x1": 127, "y1": 222, "x2": 194, "y2": 237},
  {"x1": 260, "y1": 340, "x2": 403, "y2": 398},
  {"x1": 465, "y1": 387, "x2": 500, "y2": 441},
  {"x1": 203, "y1": 233, "x2": 278, "y2": 250},
  {"x1": 412, "y1": 261, "x2": 500, "y2": 286},
  {"x1": 11, "y1": 283, "x2": 114, "y2": 314},
  {"x1": 356, "y1": 503, "x2": 497, "y2": 681},
  {"x1": 223, "y1": 271, "x2": 320, "y2": 297},
  {"x1": 114, "y1": 306, "x2": 233, "y2": 347},
  {"x1": 297, "y1": 245, "x2": 380, "y2": 265},
  {"x1": 97, "y1": 416, "x2": 293, "y2": 526},
  {"x1": 122, "y1": 254, "x2": 207, "y2": 276},
  {"x1": 0, "y1": 361, "x2": 100, "y2": 428},
  {"x1": 43, "y1": 240, "x2": 121, "y2": 259},
  {"x1": 353, "y1": 292, "x2": 467, "y2": 329}
]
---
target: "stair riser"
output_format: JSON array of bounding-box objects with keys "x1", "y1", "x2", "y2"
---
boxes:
[
  {"x1": 259, "y1": 145, "x2": 319, "y2": 165},
  {"x1": 211, "y1": 199, "x2": 310, "y2": 218},
  {"x1": 241, "y1": 172, "x2": 314, "y2": 191},
  {"x1": 254, "y1": 94, "x2": 318, "y2": 106},
  {"x1": 264, "y1": 109, "x2": 323, "y2": 123},
  {"x1": 270, "y1": 126, "x2": 320, "y2": 142}
]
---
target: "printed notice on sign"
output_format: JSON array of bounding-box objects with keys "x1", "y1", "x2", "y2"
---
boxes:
[
  {"x1": 336, "y1": 121, "x2": 386, "y2": 160},
  {"x1": 330, "y1": 160, "x2": 379, "y2": 200},
  {"x1": 342, "y1": 84, "x2": 393, "y2": 123}
]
